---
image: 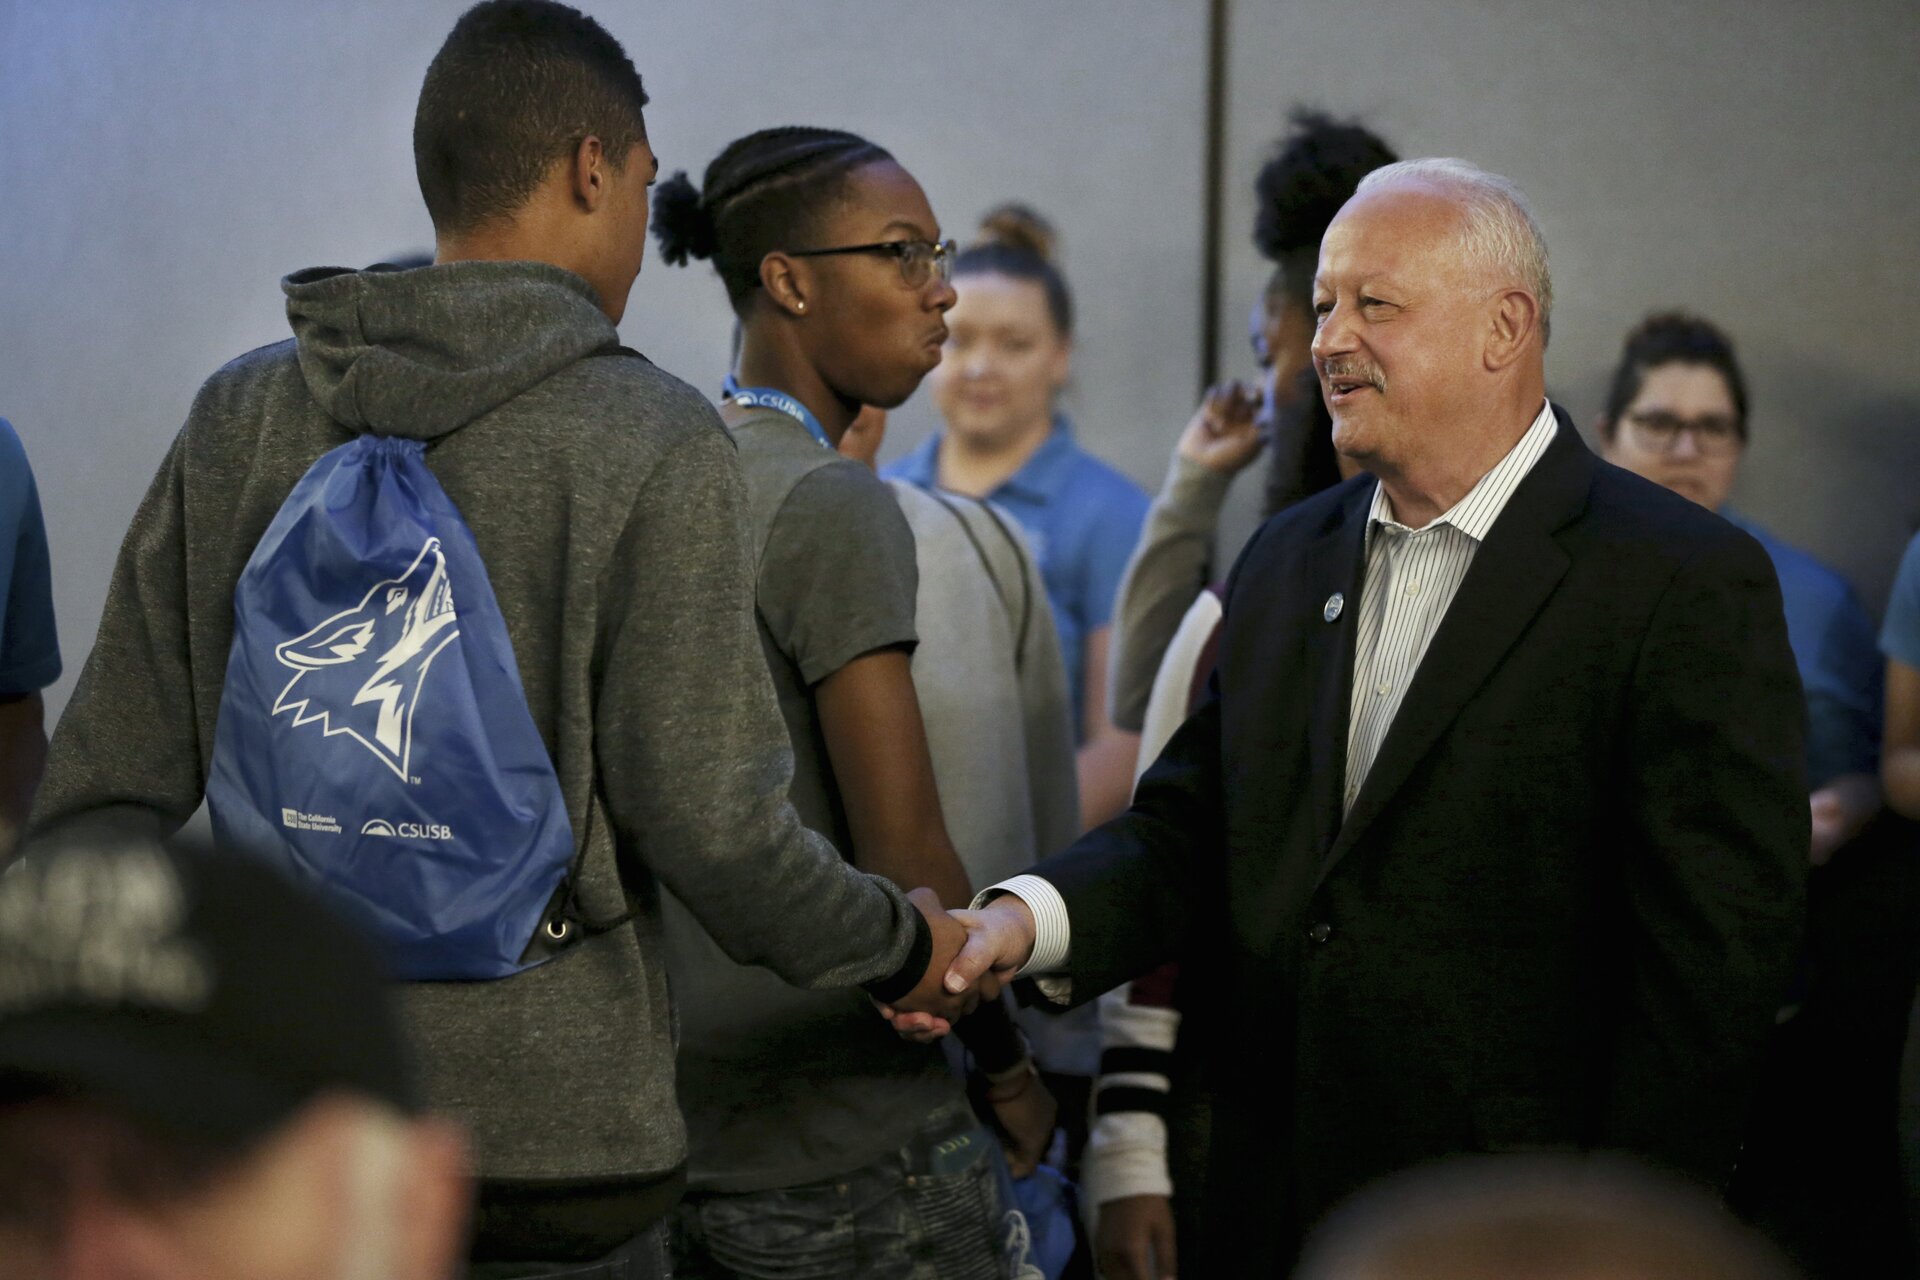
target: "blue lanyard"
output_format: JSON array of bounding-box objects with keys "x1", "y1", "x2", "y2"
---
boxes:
[{"x1": 721, "y1": 373, "x2": 832, "y2": 449}]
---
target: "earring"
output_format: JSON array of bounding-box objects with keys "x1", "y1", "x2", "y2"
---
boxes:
[{"x1": 796, "y1": 300, "x2": 807, "y2": 313}]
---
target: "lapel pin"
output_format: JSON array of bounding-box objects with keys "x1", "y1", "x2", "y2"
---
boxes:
[{"x1": 1324, "y1": 592, "x2": 1345, "y2": 623}]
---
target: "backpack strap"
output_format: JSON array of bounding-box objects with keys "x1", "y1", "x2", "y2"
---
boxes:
[{"x1": 924, "y1": 489, "x2": 1034, "y2": 676}]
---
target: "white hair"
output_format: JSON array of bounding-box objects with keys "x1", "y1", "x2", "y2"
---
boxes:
[{"x1": 1355, "y1": 157, "x2": 1553, "y2": 344}]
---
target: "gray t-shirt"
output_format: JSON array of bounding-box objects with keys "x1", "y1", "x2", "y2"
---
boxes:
[{"x1": 664, "y1": 409, "x2": 960, "y2": 1193}]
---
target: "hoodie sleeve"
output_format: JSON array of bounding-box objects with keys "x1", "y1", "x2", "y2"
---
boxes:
[
  {"x1": 593, "y1": 425, "x2": 925, "y2": 989},
  {"x1": 28, "y1": 431, "x2": 205, "y2": 844}
]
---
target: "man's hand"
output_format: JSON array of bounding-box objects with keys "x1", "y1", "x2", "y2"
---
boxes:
[
  {"x1": 878, "y1": 894, "x2": 1038, "y2": 1039},
  {"x1": 1096, "y1": 1194, "x2": 1178, "y2": 1280},
  {"x1": 945, "y1": 895, "x2": 1038, "y2": 994},
  {"x1": 875, "y1": 888, "x2": 992, "y2": 1039},
  {"x1": 1175, "y1": 381, "x2": 1265, "y2": 476},
  {"x1": 1810, "y1": 787, "x2": 1847, "y2": 867}
]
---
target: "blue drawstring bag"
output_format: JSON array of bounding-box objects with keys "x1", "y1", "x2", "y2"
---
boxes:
[{"x1": 207, "y1": 436, "x2": 588, "y2": 980}]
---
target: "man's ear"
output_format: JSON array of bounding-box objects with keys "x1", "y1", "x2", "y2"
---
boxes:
[
  {"x1": 570, "y1": 135, "x2": 609, "y2": 212},
  {"x1": 759, "y1": 252, "x2": 810, "y2": 318},
  {"x1": 1484, "y1": 288, "x2": 1540, "y2": 372},
  {"x1": 1047, "y1": 336, "x2": 1074, "y2": 393}
]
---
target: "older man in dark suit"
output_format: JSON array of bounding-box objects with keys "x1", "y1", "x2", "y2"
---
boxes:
[{"x1": 910, "y1": 159, "x2": 1808, "y2": 1272}]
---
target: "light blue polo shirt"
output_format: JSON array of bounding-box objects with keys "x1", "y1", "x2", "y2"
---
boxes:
[
  {"x1": 0, "y1": 419, "x2": 61, "y2": 696},
  {"x1": 1724, "y1": 510, "x2": 1879, "y2": 789},
  {"x1": 888, "y1": 417, "x2": 1149, "y2": 742},
  {"x1": 1881, "y1": 530, "x2": 1920, "y2": 680}
]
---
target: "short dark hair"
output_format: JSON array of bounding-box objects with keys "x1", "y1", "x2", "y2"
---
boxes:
[
  {"x1": 1602, "y1": 311, "x2": 1750, "y2": 440},
  {"x1": 1253, "y1": 109, "x2": 1397, "y2": 315},
  {"x1": 651, "y1": 127, "x2": 893, "y2": 316},
  {"x1": 952, "y1": 203, "x2": 1074, "y2": 337},
  {"x1": 413, "y1": 1, "x2": 649, "y2": 235}
]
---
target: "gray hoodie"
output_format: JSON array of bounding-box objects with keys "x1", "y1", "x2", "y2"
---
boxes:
[{"x1": 30, "y1": 260, "x2": 924, "y2": 1185}]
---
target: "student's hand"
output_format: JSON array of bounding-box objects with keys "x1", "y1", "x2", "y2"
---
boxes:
[
  {"x1": 1175, "y1": 381, "x2": 1265, "y2": 476},
  {"x1": 985, "y1": 1060, "x2": 1056, "y2": 1178},
  {"x1": 875, "y1": 888, "x2": 992, "y2": 1037},
  {"x1": 1810, "y1": 786, "x2": 1847, "y2": 866},
  {"x1": 838, "y1": 405, "x2": 887, "y2": 470},
  {"x1": 1097, "y1": 1194, "x2": 1179, "y2": 1280}
]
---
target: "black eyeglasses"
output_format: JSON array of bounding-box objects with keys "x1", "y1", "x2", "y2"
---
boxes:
[
  {"x1": 785, "y1": 238, "x2": 957, "y2": 289},
  {"x1": 1622, "y1": 409, "x2": 1744, "y2": 455}
]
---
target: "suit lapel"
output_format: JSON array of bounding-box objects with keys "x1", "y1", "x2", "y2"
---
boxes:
[
  {"x1": 1299, "y1": 484, "x2": 1373, "y2": 860},
  {"x1": 1319, "y1": 416, "x2": 1595, "y2": 882}
]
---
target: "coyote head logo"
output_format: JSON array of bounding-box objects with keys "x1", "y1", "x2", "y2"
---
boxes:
[{"x1": 271, "y1": 538, "x2": 460, "y2": 780}]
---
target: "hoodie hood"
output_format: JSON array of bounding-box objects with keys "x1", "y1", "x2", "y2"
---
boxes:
[{"x1": 284, "y1": 260, "x2": 619, "y2": 440}]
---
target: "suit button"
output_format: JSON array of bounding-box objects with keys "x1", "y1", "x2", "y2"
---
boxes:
[{"x1": 1307, "y1": 922, "x2": 1333, "y2": 944}]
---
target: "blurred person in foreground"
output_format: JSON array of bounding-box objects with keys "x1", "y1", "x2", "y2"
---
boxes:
[
  {"x1": 910, "y1": 158, "x2": 1808, "y2": 1272},
  {"x1": 0, "y1": 830, "x2": 469, "y2": 1279},
  {"x1": 1597, "y1": 312, "x2": 1882, "y2": 865},
  {"x1": 1293, "y1": 1155, "x2": 1799, "y2": 1280},
  {"x1": 25, "y1": 4, "x2": 972, "y2": 1273},
  {"x1": 0, "y1": 417, "x2": 62, "y2": 860}
]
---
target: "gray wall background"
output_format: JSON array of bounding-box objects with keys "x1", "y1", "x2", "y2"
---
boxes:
[
  {"x1": 1210, "y1": 0, "x2": 1920, "y2": 611},
  {"x1": 3, "y1": 0, "x2": 1916, "y2": 726}
]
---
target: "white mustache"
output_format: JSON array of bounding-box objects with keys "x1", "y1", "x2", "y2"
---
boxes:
[{"x1": 1320, "y1": 360, "x2": 1383, "y2": 389}]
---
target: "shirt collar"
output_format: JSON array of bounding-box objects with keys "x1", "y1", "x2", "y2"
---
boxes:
[
  {"x1": 996, "y1": 415, "x2": 1080, "y2": 503},
  {"x1": 891, "y1": 433, "x2": 941, "y2": 486},
  {"x1": 1366, "y1": 400, "x2": 1558, "y2": 546},
  {"x1": 896, "y1": 416, "x2": 1078, "y2": 501}
]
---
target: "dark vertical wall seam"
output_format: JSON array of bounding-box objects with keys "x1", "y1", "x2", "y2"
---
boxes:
[{"x1": 1199, "y1": 0, "x2": 1230, "y2": 392}]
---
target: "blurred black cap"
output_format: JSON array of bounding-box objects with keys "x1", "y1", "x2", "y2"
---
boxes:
[{"x1": 0, "y1": 824, "x2": 420, "y2": 1149}]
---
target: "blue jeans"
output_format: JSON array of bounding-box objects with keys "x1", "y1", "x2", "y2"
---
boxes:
[
  {"x1": 673, "y1": 1104, "x2": 1024, "y2": 1279},
  {"x1": 467, "y1": 1221, "x2": 672, "y2": 1279}
]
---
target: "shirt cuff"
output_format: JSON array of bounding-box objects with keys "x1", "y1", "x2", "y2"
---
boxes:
[{"x1": 973, "y1": 873, "x2": 1070, "y2": 977}]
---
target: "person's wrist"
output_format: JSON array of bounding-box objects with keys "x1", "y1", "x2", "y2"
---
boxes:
[
  {"x1": 990, "y1": 896, "x2": 1038, "y2": 971},
  {"x1": 983, "y1": 1055, "x2": 1039, "y2": 1103}
]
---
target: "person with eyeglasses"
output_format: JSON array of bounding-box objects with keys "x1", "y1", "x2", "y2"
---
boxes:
[
  {"x1": 651, "y1": 127, "x2": 1051, "y2": 1280},
  {"x1": 1597, "y1": 311, "x2": 1883, "y2": 867}
]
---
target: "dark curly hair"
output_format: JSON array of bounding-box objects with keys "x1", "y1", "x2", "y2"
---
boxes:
[
  {"x1": 651, "y1": 127, "x2": 893, "y2": 316},
  {"x1": 1253, "y1": 109, "x2": 1397, "y2": 313},
  {"x1": 1601, "y1": 312, "x2": 1750, "y2": 441}
]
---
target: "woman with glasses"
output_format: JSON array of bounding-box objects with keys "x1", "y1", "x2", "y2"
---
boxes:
[
  {"x1": 651, "y1": 127, "x2": 1049, "y2": 1279},
  {"x1": 1596, "y1": 310, "x2": 1882, "y2": 866}
]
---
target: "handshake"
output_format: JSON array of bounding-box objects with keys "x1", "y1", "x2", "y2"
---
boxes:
[{"x1": 876, "y1": 888, "x2": 1043, "y2": 1039}]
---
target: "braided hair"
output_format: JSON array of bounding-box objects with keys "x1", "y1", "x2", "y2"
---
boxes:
[{"x1": 652, "y1": 127, "x2": 893, "y2": 314}]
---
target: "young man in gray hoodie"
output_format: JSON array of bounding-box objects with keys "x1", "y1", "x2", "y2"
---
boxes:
[{"x1": 26, "y1": 3, "x2": 975, "y2": 1274}]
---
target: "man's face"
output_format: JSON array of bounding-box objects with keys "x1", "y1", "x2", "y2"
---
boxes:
[
  {"x1": 93, "y1": 1100, "x2": 467, "y2": 1280},
  {"x1": 1309, "y1": 185, "x2": 1491, "y2": 480},
  {"x1": 1600, "y1": 362, "x2": 1745, "y2": 510}
]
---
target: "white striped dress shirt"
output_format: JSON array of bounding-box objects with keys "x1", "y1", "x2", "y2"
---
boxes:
[
  {"x1": 979, "y1": 402, "x2": 1560, "y2": 988},
  {"x1": 1343, "y1": 400, "x2": 1558, "y2": 809}
]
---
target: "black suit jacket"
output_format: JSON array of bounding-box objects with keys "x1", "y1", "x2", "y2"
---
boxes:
[{"x1": 1038, "y1": 411, "x2": 1807, "y2": 1272}]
